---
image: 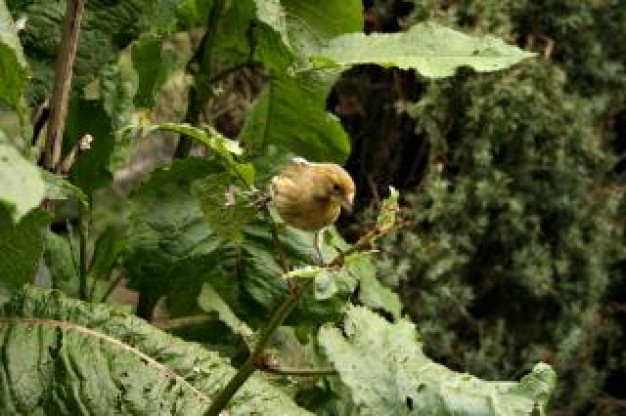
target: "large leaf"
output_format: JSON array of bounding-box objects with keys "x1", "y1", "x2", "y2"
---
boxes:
[
  {"x1": 11, "y1": 0, "x2": 173, "y2": 103},
  {"x1": 206, "y1": 0, "x2": 293, "y2": 76},
  {"x1": 132, "y1": 34, "x2": 180, "y2": 108},
  {"x1": 239, "y1": 71, "x2": 350, "y2": 164},
  {"x1": 0, "y1": 208, "x2": 50, "y2": 304},
  {"x1": 315, "y1": 22, "x2": 535, "y2": 78},
  {"x1": 282, "y1": 0, "x2": 362, "y2": 61},
  {"x1": 0, "y1": 0, "x2": 27, "y2": 108},
  {"x1": 0, "y1": 143, "x2": 45, "y2": 222},
  {"x1": 123, "y1": 157, "x2": 222, "y2": 313},
  {"x1": 237, "y1": 0, "x2": 362, "y2": 165},
  {"x1": 319, "y1": 306, "x2": 556, "y2": 415},
  {"x1": 0, "y1": 285, "x2": 311, "y2": 415}
]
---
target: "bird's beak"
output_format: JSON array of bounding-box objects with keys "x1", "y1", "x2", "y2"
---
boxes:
[{"x1": 340, "y1": 194, "x2": 354, "y2": 214}]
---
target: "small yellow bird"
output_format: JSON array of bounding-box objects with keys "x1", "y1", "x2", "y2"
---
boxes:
[{"x1": 271, "y1": 157, "x2": 355, "y2": 231}]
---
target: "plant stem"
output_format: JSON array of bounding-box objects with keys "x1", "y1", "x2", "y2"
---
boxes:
[
  {"x1": 175, "y1": 0, "x2": 226, "y2": 158},
  {"x1": 100, "y1": 272, "x2": 124, "y2": 303},
  {"x1": 78, "y1": 204, "x2": 88, "y2": 301},
  {"x1": 205, "y1": 285, "x2": 306, "y2": 416},
  {"x1": 261, "y1": 365, "x2": 338, "y2": 377},
  {"x1": 204, "y1": 221, "x2": 394, "y2": 414},
  {"x1": 44, "y1": 0, "x2": 85, "y2": 172}
]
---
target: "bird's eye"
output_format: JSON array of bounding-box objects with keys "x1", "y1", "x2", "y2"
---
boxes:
[{"x1": 332, "y1": 183, "x2": 342, "y2": 192}]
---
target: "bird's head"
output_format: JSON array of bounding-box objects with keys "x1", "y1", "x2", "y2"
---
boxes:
[{"x1": 319, "y1": 164, "x2": 355, "y2": 214}]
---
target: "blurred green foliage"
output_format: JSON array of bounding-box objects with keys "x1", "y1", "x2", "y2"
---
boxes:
[{"x1": 370, "y1": 1, "x2": 625, "y2": 414}]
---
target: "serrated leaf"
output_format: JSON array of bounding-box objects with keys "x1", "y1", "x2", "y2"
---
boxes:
[
  {"x1": 315, "y1": 22, "x2": 535, "y2": 78},
  {"x1": 0, "y1": 285, "x2": 311, "y2": 415},
  {"x1": 0, "y1": 208, "x2": 50, "y2": 303},
  {"x1": 14, "y1": 0, "x2": 172, "y2": 103},
  {"x1": 319, "y1": 306, "x2": 556, "y2": 416},
  {"x1": 0, "y1": 143, "x2": 45, "y2": 222}
]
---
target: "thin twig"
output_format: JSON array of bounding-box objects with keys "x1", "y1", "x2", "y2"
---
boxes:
[
  {"x1": 261, "y1": 364, "x2": 338, "y2": 377},
  {"x1": 100, "y1": 272, "x2": 124, "y2": 303},
  {"x1": 58, "y1": 133, "x2": 93, "y2": 174},
  {"x1": 44, "y1": 0, "x2": 86, "y2": 172}
]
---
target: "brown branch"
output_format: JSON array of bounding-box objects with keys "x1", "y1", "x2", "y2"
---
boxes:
[{"x1": 44, "y1": 0, "x2": 86, "y2": 172}]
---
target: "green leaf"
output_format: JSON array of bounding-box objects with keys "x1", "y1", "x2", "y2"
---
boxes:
[
  {"x1": 0, "y1": 285, "x2": 311, "y2": 415},
  {"x1": 44, "y1": 230, "x2": 79, "y2": 297},
  {"x1": 65, "y1": 100, "x2": 114, "y2": 194},
  {"x1": 175, "y1": 0, "x2": 212, "y2": 28},
  {"x1": 348, "y1": 254, "x2": 401, "y2": 320},
  {"x1": 155, "y1": 122, "x2": 255, "y2": 186},
  {"x1": 376, "y1": 186, "x2": 400, "y2": 233},
  {"x1": 132, "y1": 34, "x2": 181, "y2": 108},
  {"x1": 319, "y1": 306, "x2": 556, "y2": 415},
  {"x1": 0, "y1": 1, "x2": 27, "y2": 108},
  {"x1": 282, "y1": 0, "x2": 362, "y2": 61},
  {"x1": 123, "y1": 157, "x2": 222, "y2": 311},
  {"x1": 197, "y1": 282, "x2": 253, "y2": 339},
  {"x1": 0, "y1": 143, "x2": 45, "y2": 222},
  {"x1": 0, "y1": 208, "x2": 50, "y2": 303},
  {"x1": 239, "y1": 71, "x2": 350, "y2": 164},
  {"x1": 254, "y1": 0, "x2": 291, "y2": 52},
  {"x1": 315, "y1": 22, "x2": 535, "y2": 78},
  {"x1": 14, "y1": 0, "x2": 170, "y2": 103},
  {"x1": 88, "y1": 226, "x2": 125, "y2": 282},
  {"x1": 124, "y1": 158, "x2": 355, "y2": 323},
  {"x1": 192, "y1": 173, "x2": 257, "y2": 242},
  {"x1": 155, "y1": 123, "x2": 242, "y2": 155},
  {"x1": 99, "y1": 53, "x2": 139, "y2": 172},
  {"x1": 41, "y1": 170, "x2": 88, "y2": 205}
]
